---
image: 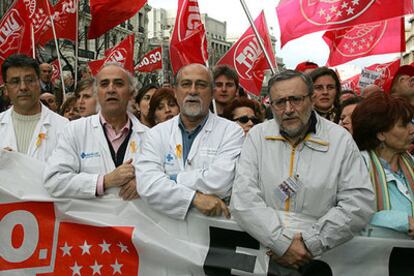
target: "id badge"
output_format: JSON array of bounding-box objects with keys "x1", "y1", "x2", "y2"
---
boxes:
[{"x1": 275, "y1": 176, "x2": 303, "y2": 202}]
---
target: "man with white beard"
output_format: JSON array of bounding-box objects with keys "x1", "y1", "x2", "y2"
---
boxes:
[{"x1": 136, "y1": 63, "x2": 244, "y2": 220}]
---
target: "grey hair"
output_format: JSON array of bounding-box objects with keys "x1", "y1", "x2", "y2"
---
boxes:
[
  {"x1": 267, "y1": 70, "x2": 313, "y2": 100},
  {"x1": 174, "y1": 63, "x2": 214, "y2": 91},
  {"x1": 94, "y1": 62, "x2": 137, "y2": 95}
]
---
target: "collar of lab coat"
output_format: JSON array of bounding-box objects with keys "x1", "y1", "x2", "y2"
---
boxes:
[{"x1": 0, "y1": 103, "x2": 51, "y2": 126}]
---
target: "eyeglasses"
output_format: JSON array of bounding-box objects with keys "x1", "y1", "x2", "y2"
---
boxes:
[
  {"x1": 234, "y1": 115, "x2": 260, "y2": 125},
  {"x1": 271, "y1": 94, "x2": 309, "y2": 110},
  {"x1": 5, "y1": 77, "x2": 38, "y2": 89}
]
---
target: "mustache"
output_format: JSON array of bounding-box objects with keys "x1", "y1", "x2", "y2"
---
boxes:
[{"x1": 184, "y1": 95, "x2": 201, "y2": 102}]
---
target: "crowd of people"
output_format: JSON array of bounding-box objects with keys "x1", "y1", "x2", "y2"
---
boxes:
[{"x1": 1, "y1": 53, "x2": 414, "y2": 274}]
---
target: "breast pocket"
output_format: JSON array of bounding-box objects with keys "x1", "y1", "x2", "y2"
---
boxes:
[
  {"x1": 198, "y1": 146, "x2": 218, "y2": 168},
  {"x1": 163, "y1": 151, "x2": 181, "y2": 176},
  {"x1": 80, "y1": 151, "x2": 104, "y2": 173}
]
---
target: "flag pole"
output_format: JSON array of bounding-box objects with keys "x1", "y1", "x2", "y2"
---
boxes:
[
  {"x1": 31, "y1": 26, "x2": 36, "y2": 58},
  {"x1": 74, "y1": 0, "x2": 79, "y2": 89},
  {"x1": 205, "y1": 59, "x2": 218, "y2": 114},
  {"x1": 46, "y1": 1, "x2": 66, "y2": 100},
  {"x1": 239, "y1": 0, "x2": 278, "y2": 74}
]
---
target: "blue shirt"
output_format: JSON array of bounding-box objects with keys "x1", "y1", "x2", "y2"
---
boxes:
[{"x1": 370, "y1": 158, "x2": 413, "y2": 233}]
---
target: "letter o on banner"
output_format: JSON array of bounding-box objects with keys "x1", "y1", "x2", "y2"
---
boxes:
[{"x1": 0, "y1": 210, "x2": 39, "y2": 263}]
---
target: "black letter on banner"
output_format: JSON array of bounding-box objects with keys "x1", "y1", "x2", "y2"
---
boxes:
[
  {"x1": 203, "y1": 227, "x2": 259, "y2": 275},
  {"x1": 389, "y1": 247, "x2": 414, "y2": 276}
]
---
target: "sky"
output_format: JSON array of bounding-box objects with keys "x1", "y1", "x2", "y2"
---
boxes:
[{"x1": 148, "y1": 0, "x2": 401, "y2": 79}]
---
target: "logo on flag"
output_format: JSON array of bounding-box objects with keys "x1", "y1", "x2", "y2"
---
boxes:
[
  {"x1": 300, "y1": 0, "x2": 376, "y2": 26},
  {"x1": 38, "y1": 223, "x2": 139, "y2": 275},
  {"x1": 0, "y1": 9, "x2": 26, "y2": 58},
  {"x1": 234, "y1": 35, "x2": 263, "y2": 80},
  {"x1": 0, "y1": 202, "x2": 55, "y2": 271}
]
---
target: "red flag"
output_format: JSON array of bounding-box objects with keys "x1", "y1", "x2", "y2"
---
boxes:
[
  {"x1": 365, "y1": 59, "x2": 401, "y2": 92},
  {"x1": 88, "y1": 0, "x2": 147, "y2": 39},
  {"x1": 88, "y1": 34, "x2": 135, "y2": 76},
  {"x1": 50, "y1": 59, "x2": 61, "y2": 85},
  {"x1": 37, "y1": 0, "x2": 78, "y2": 46},
  {"x1": 0, "y1": 202, "x2": 55, "y2": 272},
  {"x1": 135, "y1": 47, "x2": 163, "y2": 72},
  {"x1": 277, "y1": 0, "x2": 413, "y2": 46},
  {"x1": 342, "y1": 74, "x2": 361, "y2": 94},
  {"x1": 324, "y1": 18, "x2": 405, "y2": 66},
  {"x1": 0, "y1": 0, "x2": 35, "y2": 84},
  {"x1": 38, "y1": 222, "x2": 138, "y2": 275},
  {"x1": 169, "y1": 0, "x2": 208, "y2": 74},
  {"x1": 216, "y1": 11, "x2": 276, "y2": 96}
]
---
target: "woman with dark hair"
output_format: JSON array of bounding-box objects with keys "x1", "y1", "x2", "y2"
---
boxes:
[
  {"x1": 339, "y1": 96, "x2": 362, "y2": 134},
  {"x1": 310, "y1": 67, "x2": 341, "y2": 123},
  {"x1": 147, "y1": 88, "x2": 179, "y2": 127},
  {"x1": 60, "y1": 95, "x2": 80, "y2": 121},
  {"x1": 223, "y1": 98, "x2": 263, "y2": 134},
  {"x1": 135, "y1": 84, "x2": 158, "y2": 127},
  {"x1": 352, "y1": 93, "x2": 414, "y2": 238}
]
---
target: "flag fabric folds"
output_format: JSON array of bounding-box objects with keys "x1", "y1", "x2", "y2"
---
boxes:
[
  {"x1": 169, "y1": 0, "x2": 208, "y2": 75},
  {"x1": 88, "y1": 34, "x2": 135, "y2": 76},
  {"x1": 37, "y1": 0, "x2": 78, "y2": 45},
  {"x1": 216, "y1": 11, "x2": 276, "y2": 96},
  {"x1": 276, "y1": 0, "x2": 413, "y2": 46},
  {"x1": 324, "y1": 18, "x2": 405, "y2": 66},
  {"x1": 135, "y1": 47, "x2": 163, "y2": 72},
  {"x1": 88, "y1": 0, "x2": 147, "y2": 39}
]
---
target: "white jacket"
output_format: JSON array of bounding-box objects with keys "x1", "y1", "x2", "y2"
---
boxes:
[
  {"x1": 0, "y1": 104, "x2": 68, "y2": 162},
  {"x1": 136, "y1": 113, "x2": 244, "y2": 220},
  {"x1": 43, "y1": 112, "x2": 147, "y2": 199},
  {"x1": 230, "y1": 114, "x2": 376, "y2": 257}
]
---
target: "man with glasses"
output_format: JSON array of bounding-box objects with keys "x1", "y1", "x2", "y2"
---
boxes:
[
  {"x1": 231, "y1": 70, "x2": 375, "y2": 273},
  {"x1": 0, "y1": 54, "x2": 68, "y2": 161},
  {"x1": 137, "y1": 63, "x2": 244, "y2": 220},
  {"x1": 212, "y1": 65, "x2": 239, "y2": 116}
]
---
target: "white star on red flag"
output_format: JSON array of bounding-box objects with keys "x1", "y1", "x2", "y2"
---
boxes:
[
  {"x1": 80, "y1": 240, "x2": 92, "y2": 255},
  {"x1": 61, "y1": 242, "x2": 72, "y2": 256},
  {"x1": 111, "y1": 259, "x2": 123, "y2": 274},
  {"x1": 99, "y1": 240, "x2": 111, "y2": 254},
  {"x1": 70, "y1": 261, "x2": 82, "y2": 275},
  {"x1": 117, "y1": 241, "x2": 129, "y2": 253},
  {"x1": 90, "y1": 260, "x2": 103, "y2": 275}
]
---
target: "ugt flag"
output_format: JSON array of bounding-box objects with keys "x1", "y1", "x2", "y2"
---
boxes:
[
  {"x1": 276, "y1": 0, "x2": 413, "y2": 46},
  {"x1": 324, "y1": 17, "x2": 405, "y2": 66},
  {"x1": 170, "y1": 0, "x2": 208, "y2": 74},
  {"x1": 88, "y1": 0, "x2": 147, "y2": 39},
  {"x1": 88, "y1": 34, "x2": 135, "y2": 76},
  {"x1": 216, "y1": 11, "x2": 276, "y2": 96}
]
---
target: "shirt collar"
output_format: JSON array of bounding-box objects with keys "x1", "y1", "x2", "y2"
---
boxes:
[
  {"x1": 178, "y1": 113, "x2": 209, "y2": 134},
  {"x1": 99, "y1": 113, "x2": 131, "y2": 132}
]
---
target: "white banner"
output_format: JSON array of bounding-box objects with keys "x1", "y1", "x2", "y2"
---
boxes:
[{"x1": 1, "y1": 150, "x2": 414, "y2": 276}]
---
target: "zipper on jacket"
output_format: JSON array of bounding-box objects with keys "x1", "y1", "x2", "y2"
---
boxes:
[{"x1": 285, "y1": 145, "x2": 297, "y2": 211}]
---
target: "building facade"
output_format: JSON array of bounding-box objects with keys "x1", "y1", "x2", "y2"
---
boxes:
[{"x1": 403, "y1": 16, "x2": 414, "y2": 65}]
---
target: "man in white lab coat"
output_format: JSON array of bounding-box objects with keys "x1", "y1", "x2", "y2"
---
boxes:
[
  {"x1": 43, "y1": 63, "x2": 147, "y2": 200},
  {"x1": 136, "y1": 63, "x2": 244, "y2": 220},
  {"x1": 0, "y1": 54, "x2": 68, "y2": 162}
]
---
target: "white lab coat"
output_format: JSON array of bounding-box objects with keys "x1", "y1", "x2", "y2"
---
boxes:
[
  {"x1": 43, "y1": 112, "x2": 147, "y2": 199},
  {"x1": 136, "y1": 113, "x2": 244, "y2": 220},
  {"x1": 0, "y1": 104, "x2": 68, "y2": 162}
]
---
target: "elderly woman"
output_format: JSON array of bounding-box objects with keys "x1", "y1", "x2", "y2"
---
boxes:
[
  {"x1": 352, "y1": 93, "x2": 414, "y2": 238},
  {"x1": 147, "y1": 88, "x2": 180, "y2": 127},
  {"x1": 310, "y1": 67, "x2": 341, "y2": 123},
  {"x1": 223, "y1": 98, "x2": 263, "y2": 134},
  {"x1": 135, "y1": 84, "x2": 158, "y2": 127}
]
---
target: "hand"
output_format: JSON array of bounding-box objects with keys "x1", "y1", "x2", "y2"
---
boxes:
[
  {"x1": 103, "y1": 159, "x2": 135, "y2": 189},
  {"x1": 267, "y1": 233, "x2": 312, "y2": 270},
  {"x1": 408, "y1": 216, "x2": 414, "y2": 238},
  {"x1": 192, "y1": 192, "x2": 230, "y2": 218},
  {"x1": 119, "y1": 179, "x2": 140, "y2": 201}
]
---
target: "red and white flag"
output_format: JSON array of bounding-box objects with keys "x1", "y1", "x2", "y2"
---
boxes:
[
  {"x1": 50, "y1": 59, "x2": 61, "y2": 85},
  {"x1": 37, "y1": 0, "x2": 78, "y2": 46},
  {"x1": 38, "y1": 222, "x2": 138, "y2": 275},
  {"x1": 169, "y1": 0, "x2": 208, "y2": 74},
  {"x1": 0, "y1": 0, "x2": 37, "y2": 84},
  {"x1": 216, "y1": 11, "x2": 276, "y2": 96},
  {"x1": 135, "y1": 47, "x2": 163, "y2": 72},
  {"x1": 324, "y1": 18, "x2": 405, "y2": 66},
  {"x1": 88, "y1": 0, "x2": 147, "y2": 39},
  {"x1": 341, "y1": 74, "x2": 361, "y2": 94},
  {"x1": 88, "y1": 34, "x2": 135, "y2": 76},
  {"x1": 365, "y1": 59, "x2": 401, "y2": 92},
  {"x1": 276, "y1": 0, "x2": 413, "y2": 46}
]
